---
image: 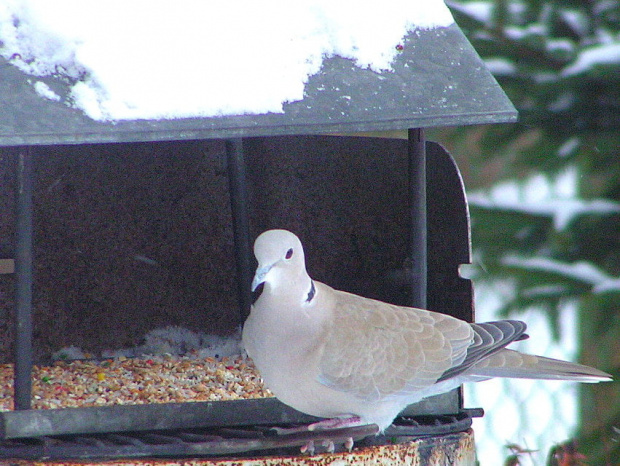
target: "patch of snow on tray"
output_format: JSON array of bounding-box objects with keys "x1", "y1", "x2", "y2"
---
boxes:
[
  {"x1": 0, "y1": 0, "x2": 454, "y2": 121},
  {"x1": 53, "y1": 326, "x2": 244, "y2": 361}
]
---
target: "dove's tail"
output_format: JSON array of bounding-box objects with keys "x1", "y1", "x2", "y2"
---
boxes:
[{"x1": 468, "y1": 349, "x2": 612, "y2": 383}]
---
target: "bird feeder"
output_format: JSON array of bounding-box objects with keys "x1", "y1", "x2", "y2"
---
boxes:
[{"x1": 0, "y1": 8, "x2": 516, "y2": 465}]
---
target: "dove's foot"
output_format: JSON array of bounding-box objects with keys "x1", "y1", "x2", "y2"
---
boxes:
[
  {"x1": 270, "y1": 417, "x2": 374, "y2": 455},
  {"x1": 300, "y1": 440, "x2": 334, "y2": 455},
  {"x1": 307, "y1": 416, "x2": 364, "y2": 431},
  {"x1": 300, "y1": 437, "x2": 351, "y2": 455},
  {"x1": 271, "y1": 416, "x2": 364, "y2": 435},
  {"x1": 300, "y1": 440, "x2": 315, "y2": 455}
]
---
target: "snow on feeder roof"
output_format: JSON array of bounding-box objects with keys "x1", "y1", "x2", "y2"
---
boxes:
[{"x1": 0, "y1": 0, "x2": 517, "y2": 146}]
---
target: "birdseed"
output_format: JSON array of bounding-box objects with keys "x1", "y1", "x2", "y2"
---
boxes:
[{"x1": 0, "y1": 354, "x2": 273, "y2": 411}]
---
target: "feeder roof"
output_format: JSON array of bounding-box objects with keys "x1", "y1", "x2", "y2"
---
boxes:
[{"x1": 0, "y1": 24, "x2": 517, "y2": 147}]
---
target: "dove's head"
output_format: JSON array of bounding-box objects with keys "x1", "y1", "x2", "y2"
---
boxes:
[{"x1": 251, "y1": 229, "x2": 309, "y2": 293}]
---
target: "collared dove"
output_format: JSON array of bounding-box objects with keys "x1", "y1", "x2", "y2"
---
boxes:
[{"x1": 242, "y1": 229, "x2": 612, "y2": 432}]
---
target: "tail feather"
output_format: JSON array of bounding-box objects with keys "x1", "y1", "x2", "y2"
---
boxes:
[{"x1": 468, "y1": 349, "x2": 612, "y2": 383}]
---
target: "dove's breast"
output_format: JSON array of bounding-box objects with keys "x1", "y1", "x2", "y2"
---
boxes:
[
  {"x1": 243, "y1": 292, "x2": 318, "y2": 367},
  {"x1": 242, "y1": 286, "x2": 349, "y2": 417}
]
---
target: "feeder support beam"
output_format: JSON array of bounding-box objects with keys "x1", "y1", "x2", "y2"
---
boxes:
[
  {"x1": 408, "y1": 128, "x2": 427, "y2": 309},
  {"x1": 226, "y1": 139, "x2": 253, "y2": 320},
  {"x1": 14, "y1": 147, "x2": 34, "y2": 411}
]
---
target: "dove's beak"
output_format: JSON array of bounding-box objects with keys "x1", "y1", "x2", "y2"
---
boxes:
[{"x1": 251, "y1": 265, "x2": 272, "y2": 292}]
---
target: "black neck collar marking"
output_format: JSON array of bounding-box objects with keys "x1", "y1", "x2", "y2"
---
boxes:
[{"x1": 306, "y1": 280, "x2": 316, "y2": 303}]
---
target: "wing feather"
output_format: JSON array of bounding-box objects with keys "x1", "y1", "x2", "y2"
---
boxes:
[
  {"x1": 318, "y1": 287, "x2": 474, "y2": 401},
  {"x1": 436, "y1": 320, "x2": 528, "y2": 382}
]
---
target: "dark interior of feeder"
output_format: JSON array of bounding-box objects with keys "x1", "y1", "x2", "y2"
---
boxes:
[{"x1": 0, "y1": 135, "x2": 453, "y2": 364}]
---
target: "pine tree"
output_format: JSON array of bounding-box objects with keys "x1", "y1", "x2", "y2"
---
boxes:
[{"x1": 435, "y1": 1, "x2": 620, "y2": 463}]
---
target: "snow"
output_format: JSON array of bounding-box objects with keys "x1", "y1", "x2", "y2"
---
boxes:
[
  {"x1": 447, "y1": 0, "x2": 526, "y2": 25},
  {"x1": 484, "y1": 58, "x2": 516, "y2": 76},
  {"x1": 559, "y1": 10, "x2": 588, "y2": 37},
  {"x1": 533, "y1": 72, "x2": 560, "y2": 84},
  {"x1": 546, "y1": 38, "x2": 574, "y2": 55},
  {"x1": 556, "y1": 136, "x2": 579, "y2": 157},
  {"x1": 548, "y1": 93, "x2": 576, "y2": 113},
  {"x1": 33, "y1": 80, "x2": 61, "y2": 101},
  {"x1": 521, "y1": 284, "x2": 569, "y2": 299},
  {"x1": 53, "y1": 326, "x2": 244, "y2": 361},
  {"x1": 502, "y1": 255, "x2": 620, "y2": 294},
  {"x1": 505, "y1": 24, "x2": 547, "y2": 41},
  {"x1": 467, "y1": 166, "x2": 620, "y2": 230},
  {"x1": 0, "y1": 0, "x2": 454, "y2": 121},
  {"x1": 52, "y1": 345, "x2": 87, "y2": 361},
  {"x1": 447, "y1": 1, "x2": 493, "y2": 23},
  {"x1": 562, "y1": 43, "x2": 620, "y2": 76}
]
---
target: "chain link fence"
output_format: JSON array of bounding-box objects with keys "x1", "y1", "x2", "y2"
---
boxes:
[{"x1": 466, "y1": 284, "x2": 580, "y2": 465}]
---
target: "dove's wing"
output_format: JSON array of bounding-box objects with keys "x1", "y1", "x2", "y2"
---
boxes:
[
  {"x1": 317, "y1": 286, "x2": 474, "y2": 402},
  {"x1": 436, "y1": 320, "x2": 528, "y2": 382}
]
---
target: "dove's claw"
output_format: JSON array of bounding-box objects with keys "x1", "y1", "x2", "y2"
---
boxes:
[
  {"x1": 321, "y1": 439, "x2": 335, "y2": 453},
  {"x1": 273, "y1": 419, "x2": 368, "y2": 455},
  {"x1": 300, "y1": 438, "x2": 342, "y2": 455},
  {"x1": 344, "y1": 436, "x2": 354, "y2": 452},
  {"x1": 300, "y1": 440, "x2": 315, "y2": 455}
]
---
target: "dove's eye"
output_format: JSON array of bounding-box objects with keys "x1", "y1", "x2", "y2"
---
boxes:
[{"x1": 285, "y1": 248, "x2": 294, "y2": 259}]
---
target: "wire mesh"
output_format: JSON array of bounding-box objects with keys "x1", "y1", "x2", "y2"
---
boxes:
[{"x1": 466, "y1": 284, "x2": 580, "y2": 465}]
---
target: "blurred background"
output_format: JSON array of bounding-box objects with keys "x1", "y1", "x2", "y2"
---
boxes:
[{"x1": 432, "y1": 1, "x2": 620, "y2": 463}]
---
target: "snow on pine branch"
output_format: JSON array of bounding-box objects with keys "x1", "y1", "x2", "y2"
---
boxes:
[
  {"x1": 502, "y1": 255, "x2": 620, "y2": 294},
  {"x1": 467, "y1": 167, "x2": 620, "y2": 231}
]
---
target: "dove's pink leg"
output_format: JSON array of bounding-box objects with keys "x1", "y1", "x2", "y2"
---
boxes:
[
  {"x1": 307, "y1": 416, "x2": 364, "y2": 431},
  {"x1": 273, "y1": 416, "x2": 365, "y2": 454},
  {"x1": 272, "y1": 416, "x2": 364, "y2": 435}
]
